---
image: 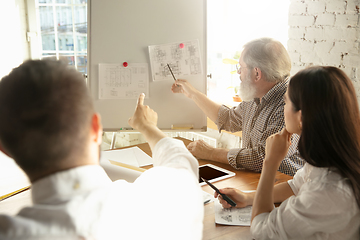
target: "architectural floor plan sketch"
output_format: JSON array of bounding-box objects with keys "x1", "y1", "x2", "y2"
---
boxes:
[
  {"x1": 148, "y1": 39, "x2": 202, "y2": 81},
  {"x1": 214, "y1": 200, "x2": 252, "y2": 226},
  {"x1": 98, "y1": 63, "x2": 149, "y2": 99}
]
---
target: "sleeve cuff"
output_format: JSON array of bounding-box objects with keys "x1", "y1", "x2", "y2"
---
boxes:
[
  {"x1": 287, "y1": 179, "x2": 298, "y2": 195},
  {"x1": 152, "y1": 137, "x2": 180, "y2": 165},
  {"x1": 152, "y1": 137, "x2": 199, "y2": 178},
  {"x1": 227, "y1": 148, "x2": 244, "y2": 169}
]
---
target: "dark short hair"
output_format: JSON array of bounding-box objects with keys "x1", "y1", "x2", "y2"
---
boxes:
[
  {"x1": 288, "y1": 66, "x2": 360, "y2": 207},
  {"x1": 0, "y1": 60, "x2": 94, "y2": 175}
]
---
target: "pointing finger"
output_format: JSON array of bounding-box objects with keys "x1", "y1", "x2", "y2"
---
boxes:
[{"x1": 137, "y1": 93, "x2": 145, "y2": 106}]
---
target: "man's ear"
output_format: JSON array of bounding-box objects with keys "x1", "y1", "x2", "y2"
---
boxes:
[
  {"x1": 254, "y1": 67, "x2": 262, "y2": 81},
  {"x1": 91, "y1": 113, "x2": 103, "y2": 144}
]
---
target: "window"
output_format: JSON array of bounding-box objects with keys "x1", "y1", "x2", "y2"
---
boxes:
[
  {"x1": 26, "y1": 0, "x2": 288, "y2": 92},
  {"x1": 207, "y1": 0, "x2": 289, "y2": 106},
  {"x1": 27, "y1": 0, "x2": 88, "y2": 74}
]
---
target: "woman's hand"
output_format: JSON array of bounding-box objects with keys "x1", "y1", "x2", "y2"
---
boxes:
[
  {"x1": 264, "y1": 128, "x2": 292, "y2": 166},
  {"x1": 214, "y1": 188, "x2": 252, "y2": 209}
]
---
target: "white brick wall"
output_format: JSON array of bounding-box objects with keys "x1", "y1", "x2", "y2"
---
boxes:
[{"x1": 288, "y1": 0, "x2": 360, "y2": 106}]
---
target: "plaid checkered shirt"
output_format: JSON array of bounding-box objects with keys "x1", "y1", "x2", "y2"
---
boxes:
[{"x1": 215, "y1": 79, "x2": 304, "y2": 176}]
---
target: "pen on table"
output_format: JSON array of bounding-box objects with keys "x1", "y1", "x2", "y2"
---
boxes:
[
  {"x1": 109, "y1": 159, "x2": 147, "y2": 173},
  {"x1": 201, "y1": 177, "x2": 237, "y2": 207},
  {"x1": 0, "y1": 186, "x2": 31, "y2": 202}
]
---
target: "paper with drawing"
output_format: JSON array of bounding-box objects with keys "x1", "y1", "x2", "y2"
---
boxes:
[{"x1": 214, "y1": 199, "x2": 252, "y2": 226}]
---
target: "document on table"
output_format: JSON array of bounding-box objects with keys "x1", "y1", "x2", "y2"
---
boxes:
[
  {"x1": 214, "y1": 199, "x2": 252, "y2": 226},
  {"x1": 101, "y1": 147, "x2": 153, "y2": 168},
  {"x1": 203, "y1": 190, "x2": 214, "y2": 205}
]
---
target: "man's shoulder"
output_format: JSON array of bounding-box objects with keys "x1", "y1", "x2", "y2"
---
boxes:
[
  {"x1": 236, "y1": 100, "x2": 257, "y2": 109},
  {"x1": 266, "y1": 81, "x2": 287, "y2": 101},
  {"x1": 0, "y1": 213, "x2": 40, "y2": 239},
  {"x1": 262, "y1": 83, "x2": 286, "y2": 111}
]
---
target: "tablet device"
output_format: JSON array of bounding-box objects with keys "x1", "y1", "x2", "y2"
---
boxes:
[{"x1": 198, "y1": 164, "x2": 235, "y2": 186}]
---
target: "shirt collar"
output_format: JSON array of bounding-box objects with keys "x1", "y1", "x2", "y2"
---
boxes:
[
  {"x1": 31, "y1": 165, "x2": 111, "y2": 204},
  {"x1": 254, "y1": 78, "x2": 289, "y2": 106}
]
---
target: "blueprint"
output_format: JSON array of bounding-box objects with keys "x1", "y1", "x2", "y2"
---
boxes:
[
  {"x1": 98, "y1": 63, "x2": 149, "y2": 99},
  {"x1": 148, "y1": 39, "x2": 202, "y2": 81},
  {"x1": 214, "y1": 199, "x2": 252, "y2": 226}
]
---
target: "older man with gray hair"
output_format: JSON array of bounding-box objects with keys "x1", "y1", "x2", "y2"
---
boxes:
[{"x1": 171, "y1": 37, "x2": 304, "y2": 176}]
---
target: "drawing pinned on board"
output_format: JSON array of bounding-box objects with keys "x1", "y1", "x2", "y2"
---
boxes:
[
  {"x1": 148, "y1": 39, "x2": 202, "y2": 81},
  {"x1": 98, "y1": 63, "x2": 149, "y2": 99}
]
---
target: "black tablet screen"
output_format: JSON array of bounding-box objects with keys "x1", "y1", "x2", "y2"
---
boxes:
[{"x1": 199, "y1": 165, "x2": 228, "y2": 183}]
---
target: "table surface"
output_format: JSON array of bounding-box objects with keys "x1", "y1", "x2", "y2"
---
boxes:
[
  {"x1": 0, "y1": 137, "x2": 292, "y2": 240},
  {"x1": 120, "y1": 137, "x2": 292, "y2": 240}
]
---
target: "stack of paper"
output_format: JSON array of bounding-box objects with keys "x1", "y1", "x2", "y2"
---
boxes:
[
  {"x1": 101, "y1": 147, "x2": 153, "y2": 168},
  {"x1": 100, "y1": 147, "x2": 153, "y2": 182}
]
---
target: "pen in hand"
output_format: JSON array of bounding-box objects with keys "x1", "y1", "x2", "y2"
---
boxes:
[
  {"x1": 167, "y1": 63, "x2": 180, "y2": 87},
  {"x1": 167, "y1": 63, "x2": 177, "y2": 82},
  {"x1": 201, "y1": 177, "x2": 237, "y2": 207}
]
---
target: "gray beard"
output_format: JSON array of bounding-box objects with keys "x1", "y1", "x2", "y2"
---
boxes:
[{"x1": 239, "y1": 74, "x2": 256, "y2": 102}]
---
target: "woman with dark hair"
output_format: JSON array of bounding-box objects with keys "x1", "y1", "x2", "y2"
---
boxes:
[{"x1": 215, "y1": 66, "x2": 360, "y2": 239}]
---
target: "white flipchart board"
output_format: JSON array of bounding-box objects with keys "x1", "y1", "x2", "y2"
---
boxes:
[{"x1": 88, "y1": 0, "x2": 207, "y2": 131}]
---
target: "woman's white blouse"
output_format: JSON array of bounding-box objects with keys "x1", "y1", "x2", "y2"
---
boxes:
[{"x1": 251, "y1": 163, "x2": 360, "y2": 240}]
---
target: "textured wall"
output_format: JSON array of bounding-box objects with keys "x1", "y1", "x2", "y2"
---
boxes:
[{"x1": 288, "y1": 0, "x2": 360, "y2": 104}]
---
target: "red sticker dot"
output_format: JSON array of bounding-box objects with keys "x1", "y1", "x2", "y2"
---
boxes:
[
  {"x1": 179, "y1": 43, "x2": 184, "y2": 49},
  {"x1": 123, "y1": 62, "x2": 128, "y2": 67}
]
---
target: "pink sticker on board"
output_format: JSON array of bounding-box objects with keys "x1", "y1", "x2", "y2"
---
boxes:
[{"x1": 179, "y1": 43, "x2": 184, "y2": 48}]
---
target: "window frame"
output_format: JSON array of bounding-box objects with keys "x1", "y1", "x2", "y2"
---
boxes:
[{"x1": 26, "y1": 0, "x2": 87, "y2": 74}]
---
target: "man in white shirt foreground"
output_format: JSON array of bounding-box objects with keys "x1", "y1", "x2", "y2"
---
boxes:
[{"x1": 0, "y1": 60, "x2": 204, "y2": 240}]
